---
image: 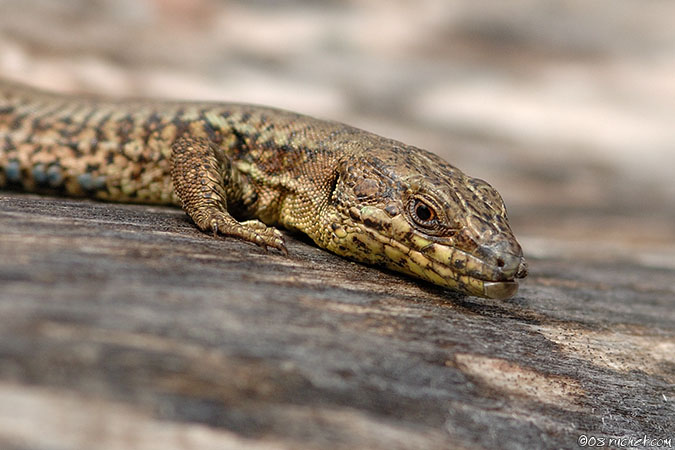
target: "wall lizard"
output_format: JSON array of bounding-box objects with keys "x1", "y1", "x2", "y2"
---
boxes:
[{"x1": 0, "y1": 80, "x2": 527, "y2": 299}]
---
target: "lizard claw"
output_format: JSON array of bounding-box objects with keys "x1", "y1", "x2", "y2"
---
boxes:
[
  {"x1": 239, "y1": 219, "x2": 287, "y2": 255},
  {"x1": 267, "y1": 234, "x2": 288, "y2": 256},
  {"x1": 205, "y1": 215, "x2": 288, "y2": 255}
]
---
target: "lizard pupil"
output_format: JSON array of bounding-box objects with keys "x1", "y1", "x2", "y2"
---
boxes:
[{"x1": 415, "y1": 201, "x2": 433, "y2": 222}]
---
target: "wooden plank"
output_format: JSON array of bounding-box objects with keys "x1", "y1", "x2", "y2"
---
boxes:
[{"x1": 0, "y1": 192, "x2": 673, "y2": 449}]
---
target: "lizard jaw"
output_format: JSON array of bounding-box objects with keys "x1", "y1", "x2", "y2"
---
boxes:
[
  {"x1": 325, "y1": 217, "x2": 526, "y2": 299},
  {"x1": 381, "y1": 242, "x2": 525, "y2": 300},
  {"x1": 324, "y1": 206, "x2": 526, "y2": 299},
  {"x1": 479, "y1": 281, "x2": 520, "y2": 300}
]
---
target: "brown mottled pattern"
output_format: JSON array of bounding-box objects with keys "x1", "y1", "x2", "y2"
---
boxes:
[{"x1": 0, "y1": 80, "x2": 527, "y2": 299}]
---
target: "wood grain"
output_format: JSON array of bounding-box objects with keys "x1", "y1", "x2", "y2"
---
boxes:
[{"x1": 0, "y1": 192, "x2": 672, "y2": 449}]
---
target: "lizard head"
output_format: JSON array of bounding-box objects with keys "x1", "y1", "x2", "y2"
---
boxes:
[{"x1": 321, "y1": 141, "x2": 528, "y2": 299}]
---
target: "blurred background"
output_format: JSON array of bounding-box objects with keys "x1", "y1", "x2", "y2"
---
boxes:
[{"x1": 1, "y1": 0, "x2": 674, "y2": 268}]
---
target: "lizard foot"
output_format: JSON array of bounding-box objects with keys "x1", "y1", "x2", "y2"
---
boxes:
[
  {"x1": 171, "y1": 136, "x2": 288, "y2": 255},
  {"x1": 207, "y1": 214, "x2": 288, "y2": 255}
]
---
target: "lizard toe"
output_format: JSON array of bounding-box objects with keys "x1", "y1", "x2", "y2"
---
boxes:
[
  {"x1": 240, "y1": 219, "x2": 269, "y2": 231},
  {"x1": 206, "y1": 214, "x2": 287, "y2": 255},
  {"x1": 252, "y1": 226, "x2": 287, "y2": 255}
]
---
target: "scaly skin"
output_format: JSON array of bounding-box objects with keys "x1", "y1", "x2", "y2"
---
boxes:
[{"x1": 0, "y1": 80, "x2": 527, "y2": 299}]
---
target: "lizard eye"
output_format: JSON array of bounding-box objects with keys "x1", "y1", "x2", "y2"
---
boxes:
[{"x1": 409, "y1": 198, "x2": 437, "y2": 226}]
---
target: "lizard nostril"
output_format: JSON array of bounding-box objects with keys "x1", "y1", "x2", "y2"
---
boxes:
[{"x1": 496, "y1": 257, "x2": 505, "y2": 268}]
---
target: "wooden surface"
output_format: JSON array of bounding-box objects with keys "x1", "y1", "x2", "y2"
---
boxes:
[{"x1": 0, "y1": 192, "x2": 673, "y2": 449}]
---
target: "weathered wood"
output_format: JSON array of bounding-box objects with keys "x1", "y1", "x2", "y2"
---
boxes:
[{"x1": 0, "y1": 192, "x2": 673, "y2": 449}]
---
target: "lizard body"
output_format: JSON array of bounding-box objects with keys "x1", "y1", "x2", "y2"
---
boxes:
[{"x1": 0, "y1": 80, "x2": 527, "y2": 299}]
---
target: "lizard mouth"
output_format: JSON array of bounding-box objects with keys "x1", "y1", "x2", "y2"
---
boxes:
[
  {"x1": 367, "y1": 225, "x2": 527, "y2": 299},
  {"x1": 481, "y1": 257, "x2": 528, "y2": 299},
  {"x1": 479, "y1": 281, "x2": 519, "y2": 300},
  {"x1": 403, "y1": 247, "x2": 527, "y2": 300},
  {"x1": 341, "y1": 222, "x2": 527, "y2": 299},
  {"x1": 328, "y1": 208, "x2": 527, "y2": 299}
]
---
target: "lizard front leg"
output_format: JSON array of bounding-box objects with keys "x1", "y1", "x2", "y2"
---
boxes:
[{"x1": 170, "y1": 136, "x2": 287, "y2": 253}]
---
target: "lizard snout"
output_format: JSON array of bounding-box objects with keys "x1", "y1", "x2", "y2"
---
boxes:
[{"x1": 479, "y1": 240, "x2": 526, "y2": 281}]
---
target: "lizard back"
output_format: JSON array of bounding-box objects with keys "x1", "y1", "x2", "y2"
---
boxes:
[{"x1": 0, "y1": 80, "x2": 351, "y2": 207}]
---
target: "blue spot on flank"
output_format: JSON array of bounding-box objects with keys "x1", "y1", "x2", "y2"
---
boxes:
[
  {"x1": 46, "y1": 165, "x2": 64, "y2": 187},
  {"x1": 93, "y1": 176, "x2": 107, "y2": 190},
  {"x1": 77, "y1": 174, "x2": 106, "y2": 191},
  {"x1": 77, "y1": 173, "x2": 94, "y2": 190},
  {"x1": 5, "y1": 161, "x2": 21, "y2": 182},
  {"x1": 32, "y1": 164, "x2": 48, "y2": 185}
]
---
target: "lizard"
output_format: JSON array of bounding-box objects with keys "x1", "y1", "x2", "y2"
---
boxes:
[{"x1": 0, "y1": 79, "x2": 527, "y2": 299}]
